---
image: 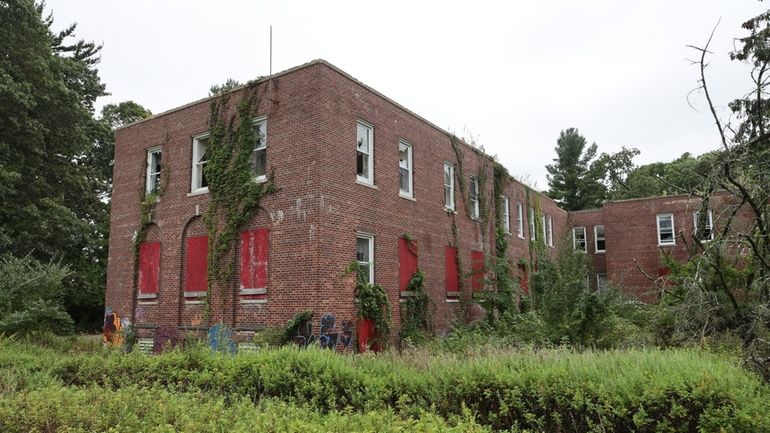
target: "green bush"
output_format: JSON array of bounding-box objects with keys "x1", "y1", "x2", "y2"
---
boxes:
[
  {"x1": 0, "y1": 386, "x2": 487, "y2": 433},
  {"x1": 2, "y1": 338, "x2": 767, "y2": 432}
]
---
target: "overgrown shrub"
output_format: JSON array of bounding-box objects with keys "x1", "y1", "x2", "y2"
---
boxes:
[{"x1": 0, "y1": 255, "x2": 73, "y2": 335}]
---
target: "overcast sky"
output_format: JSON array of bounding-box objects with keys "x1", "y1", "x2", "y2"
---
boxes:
[{"x1": 46, "y1": 1, "x2": 766, "y2": 189}]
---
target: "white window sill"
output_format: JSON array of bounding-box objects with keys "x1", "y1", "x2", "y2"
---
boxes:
[
  {"x1": 240, "y1": 299, "x2": 268, "y2": 305},
  {"x1": 398, "y1": 193, "x2": 416, "y2": 202},
  {"x1": 517, "y1": 234, "x2": 525, "y2": 239},
  {"x1": 658, "y1": 242, "x2": 676, "y2": 247},
  {"x1": 445, "y1": 298, "x2": 461, "y2": 303},
  {"x1": 188, "y1": 188, "x2": 209, "y2": 197},
  {"x1": 240, "y1": 288, "x2": 267, "y2": 295},
  {"x1": 184, "y1": 300, "x2": 205, "y2": 305},
  {"x1": 444, "y1": 207, "x2": 457, "y2": 214},
  {"x1": 137, "y1": 301, "x2": 157, "y2": 306},
  {"x1": 595, "y1": 251, "x2": 605, "y2": 255},
  {"x1": 355, "y1": 179, "x2": 378, "y2": 190},
  {"x1": 253, "y1": 176, "x2": 267, "y2": 184},
  {"x1": 137, "y1": 293, "x2": 157, "y2": 300}
]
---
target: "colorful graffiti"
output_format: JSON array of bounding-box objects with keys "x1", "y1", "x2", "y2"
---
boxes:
[
  {"x1": 153, "y1": 326, "x2": 183, "y2": 354},
  {"x1": 289, "y1": 314, "x2": 354, "y2": 351},
  {"x1": 102, "y1": 308, "x2": 123, "y2": 345},
  {"x1": 208, "y1": 323, "x2": 237, "y2": 354}
]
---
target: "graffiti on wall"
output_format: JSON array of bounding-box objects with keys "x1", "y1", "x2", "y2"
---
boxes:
[
  {"x1": 289, "y1": 314, "x2": 354, "y2": 351},
  {"x1": 103, "y1": 308, "x2": 123, "y2": 345}
]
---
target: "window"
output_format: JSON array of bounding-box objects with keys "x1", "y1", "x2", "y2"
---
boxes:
[
  {"x1": 398, "y1": 141, "x2": 413, "y2": 197},
  {"x1": 469, "y1": 176, "x2": 479, "y2": 219},
  {"x1": 184, "y1": 235, "x2": 208, "y2": 298},
  {"x1": 191, "y1": 133, "x2": 209, "y2": 193},
  {"x1": 541, "y1": 215, "x2": 547, "y2": 243},
  {"x1": 547, "y1": 215, "x2": 554, "y2": 247},
  {"x1": 137, "y1": 241, "x2": 160, "y2": 299},
  {"x1": 596, "y1": 274, "x2": 609, "y2": 292},
  {"x1": 471, "y1": 250, "x2": 484, "y2": 291},
  {"x1": 501, "y1": 196, "x2": 510, "y2": 233},
  {"x1": 251, "y1": 118, "x2": 267, "y2": 182},
  {"x1": 594, "y1": 225, "x2": 605, "y2": 253},
  {"x1": 356, "y1": 234, "x2": 374, "y2": 284},
  {"x1": 572, "y1": 227, "x2": 587, "y2": 251},
  {"x1": 657, "y1": 213, "x2": 675, "y2": 245},
  {"x1": 693, "y1": 210, "x2": 714, "y2": 241},
  {"x1": 399, "y1": 237, "x2": 418, "y2": 293},
  {"x1": 516, "y1": 202, "x2": 524, "y2": 238},
  {"x1": 240, "y1": 228, "x2": 269, "y2": 300},
  {"x1": 443, "y1": 163, "x2": 455, "y2": 211},
  {"x1": 145, "y1": 147, "x2": 162, "y2": 194},
  {"x1": 356, "y1": 121, "x2": 373, "y2": 184},
  {"x1": 529, "y1": 208, "x2": 536, "y2": 241},
  {"x1": 445, "y1": 246, "x2": 459, "y2": 296}
]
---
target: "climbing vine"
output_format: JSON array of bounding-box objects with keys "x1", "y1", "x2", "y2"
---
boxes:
[
  {"x1": 204, "y1": 85, "x2": 277, "y2": 322},
  {"x1": 400, "y1": 269, "x2": 433, "y2": 344},
  {"x1": 346, "y1": 261, "x2": 391, "y2": 348}
]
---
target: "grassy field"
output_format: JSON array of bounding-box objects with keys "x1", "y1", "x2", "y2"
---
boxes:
[{"x1": 1, "y1": 336, "x2": 768, "y2": 432}]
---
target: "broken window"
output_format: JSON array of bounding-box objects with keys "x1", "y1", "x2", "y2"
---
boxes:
[
  {"x1": 594, "y1": 225, "x2": 605, "y2": 252},
  {"x1": 145, "y1": 147, "x2": 162, "y2": 194},
  {"x1": 398, "y1": 141, "x2": 412, "y2": 197},
  {"x1": 192, "y1": 134, "x2": 209, "y2": 193},
  {"x1": 357, "y1": 121, "x2": 373, "y2": 184},
  {"x1": 657, "y1": 213, "x2": 675, "y2": 245},
  {"x1": 251, "y1": 118, "x2": 267, "y2": 181},
  {"x1": 693, "y1": 210, "x2": 714, "y2": 241},
  {"x1": 572, "y1": 226, "x2": 587, "y2": 252},
  {"x1": 356, "y1": 234, "x2": 374, "y2": 284},
  {"x1": 444, "y1": 163, "x2": 455, "y2": 211}
]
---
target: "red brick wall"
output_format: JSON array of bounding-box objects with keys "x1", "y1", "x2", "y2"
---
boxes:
[{"x1": 106, "y1": 60, "x2": 569, "y2": 344}]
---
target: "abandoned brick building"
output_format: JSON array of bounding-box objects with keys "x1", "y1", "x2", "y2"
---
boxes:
[{"x1": 106, "y1": 59, "x2": 742, "y2": 349}]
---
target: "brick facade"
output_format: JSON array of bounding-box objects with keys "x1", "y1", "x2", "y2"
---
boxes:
[{"x1": 106, "y1": 60, "x2": 566, "y2": 346}]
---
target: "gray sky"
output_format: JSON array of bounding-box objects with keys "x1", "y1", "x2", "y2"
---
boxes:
[{"x1": 46, "y1": 1, "x2": 766, "y2": 189}]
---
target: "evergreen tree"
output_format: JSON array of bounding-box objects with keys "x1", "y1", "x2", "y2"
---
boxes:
[{"x1": 545, "y1": 128, "x2": 606, "y2": 211}]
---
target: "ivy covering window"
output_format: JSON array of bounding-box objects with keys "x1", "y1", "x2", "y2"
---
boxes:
[
  {"x1": 356, "y1": 121, "x2": 373, "y2": 184},
  {"x1": 501, "y1": 195, "x2": 510, "y2": 233},
  {"x1": 529, "y1": 208, "x2": 536, "y2": 241},
  {"x1": 443, "y1": 163, "x2": 455, "y2": 211},
  {"x1": 516, "y1": 202, "x2": 524, "y2": 238},
  {"x1": 572, "y1": 226, "x2": 587, "y2": 251},
  {"x1": 469, "y1": 175, "x2": 479, "y2": 219},
  {"x1": 657, "y1": 214, "x2": 675, "y2": 245},
  {"x1": 693, "y1": 210, "x2": 714, "y2": 241},
  {"x1": 145, "y1": 147, "x2": 161, "y2": 194},
  {"x1": 547, "y1": 215, "x2": 554, "y2": 247},
  {"x1": 191, "y1": 134, "x2": 209, "y2": 193},
  {"x1": 594, "y1": 225, "x2": 605, "y2": 252},
  {"x1": 398, "y1": 141, "x2": 413, "y2": 197},
  {"x1": 251, "y1": 118, "x2": 267, "y2": 182},
  {"x1": 356, "y1": 234, "x2": 374, "y2": 284}
]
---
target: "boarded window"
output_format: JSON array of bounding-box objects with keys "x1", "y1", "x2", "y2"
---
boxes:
[
  {"x1": 471, "y1": 250, "x2": 484, "y2": 291},
  {"x1": 138, "y1": 242, "x2": 160, "y2": 298},
  {"x1": 399, "y1": 237, "x2": 418, "y2": 293},
  {"x1": 184, "y1": 235, "x2": 208, "y2": 296},
  {"x1": 445, "y1": 246, "x2": 459, "y2": 295},
  {"x1": 240, "y1": 229, "x2": 269, "y2": 296}
]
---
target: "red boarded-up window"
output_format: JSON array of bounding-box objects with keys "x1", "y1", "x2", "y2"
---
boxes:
[
  {"x1": 471, "y1": 250, "x2": 484, "y2": 291},
  {"x1": 518, "y1": 263, "x2": 529, "y2": 295},
  {"x1": 240, "y1": 228, "x2": 269, "y2": 291},
  {"x1": 138, "y1": 241, "x2": 160, "y2": 297},
  {"x1": 184, "y1": 236, "x2": 208, "y2": 295},
  {"x1": 399, "y1": 237, "x2": 418, "y2": 293},
  {"x1": 445, "y1": 246, "x2": 459, "y2": 294}
]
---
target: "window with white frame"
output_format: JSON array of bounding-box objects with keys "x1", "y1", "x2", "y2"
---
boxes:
[
  {"x1": 516, "y1": 202, "x2": 524, "y2": 238},
  {"x1": 191, "y1": 134, "x2": 209, "y2": 193},
  {"x1": 594, "y1": 225, "x2": 605, "y2": 253},
  {"x1": 398, "y1": 141, "x2": 413, "y2": 197},
  {"x1": 356, "y1": 234, "x2": 374, "y2": 284},
  {"x1": 356, "y1": 121, "x2": 373, "y2": 184},
  {"x1": 596, "y1": 274, "x2": 608, "y2": 292},
  {"x1": 469, "y1": 175, "x2": 479, "y2": 219},
  {"x1": 529, "y1": 208, "x2": 536, "y2": 241},
  {"x1": 657, "y1": 213, "x2": 675, "y2": 245},
  {"x1": 547, "y1": 215, "x2": 554, "y2": 247},
  {"x1": 693, "y1": 210, "x2": 714, "y2": 241},
  {"x1": 541, "y1": 214, "x2": 547, "y2": 242},
  {"x1": 572, "y1": 226, "x2": 587, "y2": 251},
  {"x1": 501, "y1": 196, "x2": 510, "y2": 233},
  {"x1": 443, "y1": 163, "x2": 455, "y2": 211},
  {"x1": 251, "y1": 118, "x2": 267, "y2": 181},
  {"x1": 145, "y1": 146, "x2": 162, "y2": 194}
]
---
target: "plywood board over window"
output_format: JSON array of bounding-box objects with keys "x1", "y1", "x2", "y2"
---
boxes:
[
  {"x1": 399, "y1": 237, "x2": 418, "y2": 295},
  {"x1": 138, "y1": 241, "x2": 160, "y2": 300},
  {"x1": 240, "y1": 228, "x2": 269, "y2": 302}
]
